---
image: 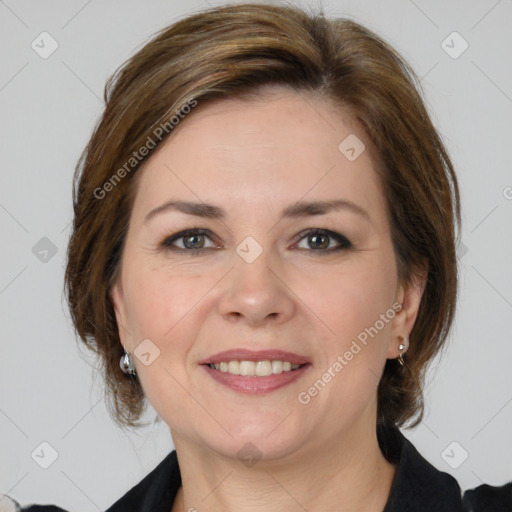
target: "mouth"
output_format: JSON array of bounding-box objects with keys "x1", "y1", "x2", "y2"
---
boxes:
[
  {"x1": 205, "y1": 360, "x2": 308, "y2": 376},
  {"x1": 199, "y1": 349, "x2": 312, "y2": 394}
]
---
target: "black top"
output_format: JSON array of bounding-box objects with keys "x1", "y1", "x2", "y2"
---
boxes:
[{"x1": 6, "y1": 424, "x2": 512, "y2": 511}]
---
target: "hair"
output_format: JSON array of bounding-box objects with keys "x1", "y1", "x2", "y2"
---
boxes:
[{"x1": 64, "y1": 2, "x2": 461, "y2": 430}]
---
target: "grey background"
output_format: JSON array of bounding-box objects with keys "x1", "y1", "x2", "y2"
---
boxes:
[{"x1": 1, "y1": 0, "x2": 511, "y2": 510}]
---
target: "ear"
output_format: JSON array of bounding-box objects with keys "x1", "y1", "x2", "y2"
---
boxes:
[
  {"x1": 109, "y1": 279, "x2": 131, "y2": 350},
  {"x1": 387, "y1": 261, "x2": 428, "y2": 359}
]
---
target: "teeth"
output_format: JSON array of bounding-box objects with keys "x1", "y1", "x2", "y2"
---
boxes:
[
  {"x1": 209, "y1": 360, "x2": 302, "y2": 376},
  {"x1": 228, "y1": 361, "x2": 240, "y2": 375},
  {"x1": 272, "y1": 360, "x2": 283, "y2": 374}
]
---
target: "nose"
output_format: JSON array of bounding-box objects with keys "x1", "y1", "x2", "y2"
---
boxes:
[{"x1": 217, "y1": 247, "x2": 295, "y2": 327}]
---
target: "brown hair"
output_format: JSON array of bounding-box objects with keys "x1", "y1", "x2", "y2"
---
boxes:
[{"x1": 64, "y1": 2, "x2": 461, "y2": 429}]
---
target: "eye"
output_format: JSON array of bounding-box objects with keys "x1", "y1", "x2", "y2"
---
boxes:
[
  {"x1": 159, "y1": 227, "x2": 352, "y2": 255},
  {"x1": 294, "y1": 228, "x2": 352, "y2": 254},
  {"x1": 159, "y1": 228, "x2": 218, "y2": 253}
]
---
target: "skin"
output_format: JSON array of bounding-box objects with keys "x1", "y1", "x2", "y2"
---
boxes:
[{"x1": 110, "y1": 85, "x2": 426, "y2": 511}]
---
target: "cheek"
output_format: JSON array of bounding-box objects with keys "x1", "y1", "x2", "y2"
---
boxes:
[
  {"x1": 298, "y1": 269, "x2": 395, "y2": 429},
  {"x1": 121, "y1": 261, "x2": 214, "y2": 367},
  {"x1": 311, "y1": 259, "x2": 396, "y2": 350},
  {"x1": 120, "y1": 265, "x2": 208, "y2": 427},
  {"x1": 298, "y1": 256, "x2": 396, "y2": 421},
  {"x1": 122, "y1": 261, "x2": 208, "y2": 341}
]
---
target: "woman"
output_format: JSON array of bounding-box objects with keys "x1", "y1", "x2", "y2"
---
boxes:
[{"x1": 2, "y1": 3, "x2": 510, "y2": 511}]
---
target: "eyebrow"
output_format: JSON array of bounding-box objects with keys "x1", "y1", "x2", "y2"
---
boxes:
[{"x1": 144, "y1": 199, "x2": 371, "y2": 224}]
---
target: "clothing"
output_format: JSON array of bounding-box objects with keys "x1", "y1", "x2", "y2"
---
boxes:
[{"x1": 3, "y1": 424, "x2": 511, "y2": 511}]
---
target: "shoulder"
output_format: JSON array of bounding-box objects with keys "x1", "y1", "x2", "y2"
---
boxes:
[
  {"x1": 0, "y1": 494, "x2": 69, "y2": 511},
  {"x1": 1, "y1": 450, "x2": 180, "y2": 512},
  {"x1": 462, "y1": 482, "x2": 512, "y2": 511},
  {"x1": 379, "y1": 424, "x2": 464, "y2": 511},
  {"x1": 377, "y1": 424, "x2": 512, "y2": 512},
  {"x1": 105, "y1": 450, "x2": 180, "y2": 511},
  {"x1": 4, "y1": 446, "x2": 511, "y2": 512}
]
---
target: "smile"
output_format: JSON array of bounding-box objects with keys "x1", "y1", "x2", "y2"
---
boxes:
[
  {"x1": 202, "y1": 361, "x2": 311, "y2": 394},
  {"x1": 207, "y1": 360, "x2": 304, "y2": 376}
]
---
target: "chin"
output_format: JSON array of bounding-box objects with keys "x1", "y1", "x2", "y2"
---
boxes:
[
  {"x1": 207, "y1": 435, "x2": 302, "y2": 465},
  {"x1": 199, "y1": 416, "x2": 308, "y2": 464}
]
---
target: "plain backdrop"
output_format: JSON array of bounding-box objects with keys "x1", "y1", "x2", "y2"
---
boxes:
[{"x1": 1, "y1": 0, "x2": 511, "y2": 510}]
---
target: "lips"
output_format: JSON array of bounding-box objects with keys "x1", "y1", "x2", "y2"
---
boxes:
[{"x1": 198, "y1": 348, "x2": 311, "y2": 366}]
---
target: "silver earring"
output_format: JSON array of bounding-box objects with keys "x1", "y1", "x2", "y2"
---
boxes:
[
  {"x1": 397, "y1": 336, "x2": 409, "y2": 366},
  {"x1": 120, "y1": 350, "x2": 136, "y2": 376}
]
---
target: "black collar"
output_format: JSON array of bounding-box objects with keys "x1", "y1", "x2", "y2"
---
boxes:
[
  {"x1": 106, "y1": 424, "x2": 469, "y2": 511},
  {"x1": 377, "y1": 423, "x2": 465, "y2": 511}
]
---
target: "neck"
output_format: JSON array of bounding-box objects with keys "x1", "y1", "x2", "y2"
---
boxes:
[{"x1": 170, "y1": 418, "x2": 396, "y2": 512}]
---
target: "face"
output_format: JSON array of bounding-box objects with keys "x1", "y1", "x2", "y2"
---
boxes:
[{"x1": 111, "y1": 86, "x2": 424, "y2": 462}]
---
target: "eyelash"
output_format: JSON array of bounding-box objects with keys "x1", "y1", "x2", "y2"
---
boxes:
[{"x1": 158, "y1": 228, "x2": 352, "y2": 255}]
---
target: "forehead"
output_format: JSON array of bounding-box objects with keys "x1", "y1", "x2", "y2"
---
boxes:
[{"x1": 130, "y1": 87, "x2": 386, "y2": 223}]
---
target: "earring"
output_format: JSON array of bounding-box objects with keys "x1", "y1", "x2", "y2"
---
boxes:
[
  {"x1": 397, "y1": 336, "x2": 409, "y2": 366},
  {"x1": 120, "y1": 349, "x2": 136, "y2": 376}
]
